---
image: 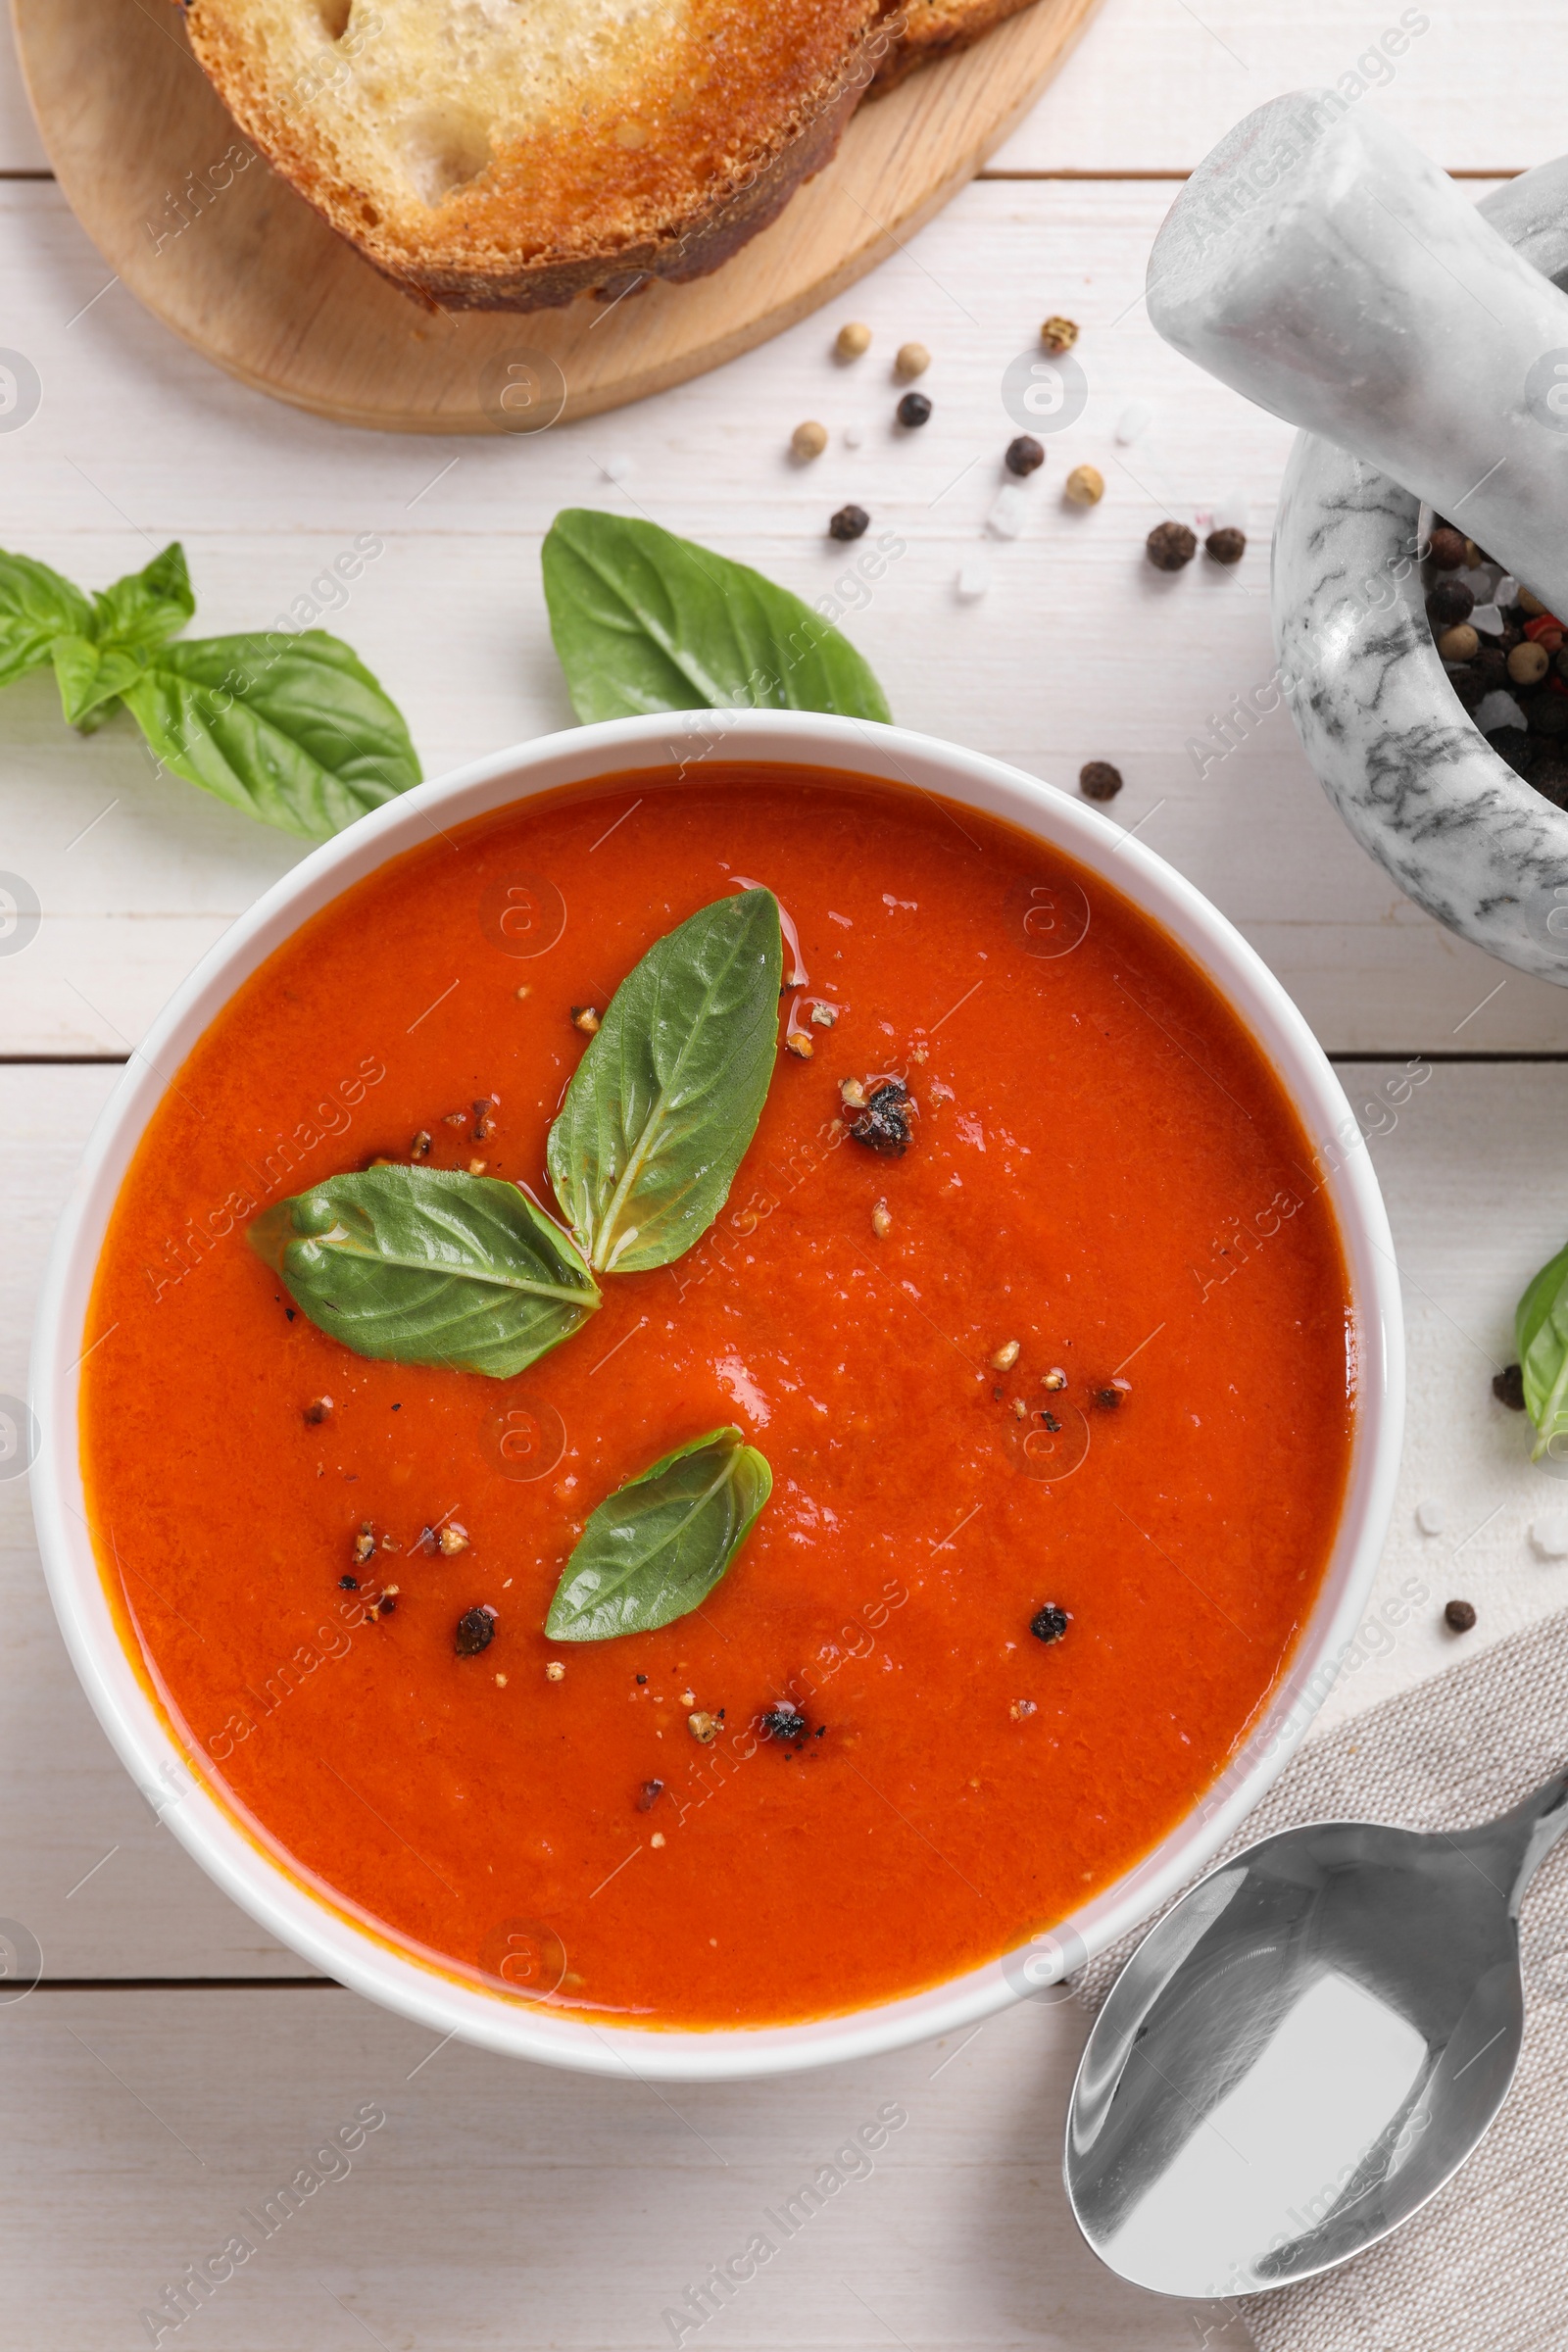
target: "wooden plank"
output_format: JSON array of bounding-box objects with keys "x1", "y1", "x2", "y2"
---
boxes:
[
  {"x1": 8, "y1": 1059, "x2": 1568, "y2": 1986},
  {"x1": 2, "y1": 177, "x2": 1566, "y2": 1054},
  {"x1": 0, "y1": 1984, "x2": 1224, "y2": 2351},
  {"x1": 0, "y1": 3, "x2": 46, "y2": 172},
  {"x1": 989, "y1": 0, "x2": 1568, "y2": 176},
  {"x1": 5, "y1": 0, "x2": 1567, "y2": 179}
]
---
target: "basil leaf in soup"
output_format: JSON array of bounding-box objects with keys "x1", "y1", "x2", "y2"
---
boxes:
[
  {"x1": 248, "y1": 1167, "x2": 600, "y2": 1377},
  {"x1": 1517, "y1": 1238, "x2": 1568, "y2": 1459},
  {"x1": 541, "y1": 508, "x2": 893, "y2": 724},
  {"x1": 121, "y1": 629, "x2": 421, "y2": 838},
  {"x1": 547, "y1": 889, "x2": 783, "y2": 1274},
  {"x1": 546, "y1": 1427, "x2": 772, "y2": 1642}
]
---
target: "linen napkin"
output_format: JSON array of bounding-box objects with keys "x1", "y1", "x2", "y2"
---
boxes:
[{"x1": 1075, "y1": 1608, "x2": 1568, "y2": 2352}]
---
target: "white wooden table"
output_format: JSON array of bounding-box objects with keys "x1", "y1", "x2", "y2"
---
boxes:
[{"x1": 4, "y1": 9, "x2": 1568, "y2": 2345}]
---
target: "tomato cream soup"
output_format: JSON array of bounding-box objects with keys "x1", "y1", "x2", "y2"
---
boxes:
[{"x1": 83, "y1": 766, "x2": 1352, "y2": 2028}]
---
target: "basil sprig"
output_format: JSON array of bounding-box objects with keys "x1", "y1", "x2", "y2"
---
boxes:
[
  {"x1": 542, "y1": 509, "x2": 892, "y2": 723},
  {"x1": 1517, "y1": 1240, "x2": 1568, "y2": 1459},
  {"x1": 0, "y1": 541, "x2": 418, "y2": 835},
  {"x1": 547, "y1": 888, "x2": 783, "y2": 1274},
  {"x1": 546, "y1": 1427, "x2": 772, "y2": 1642},
  {"x1": 248, "y1": 1167, "x2": 600, "y2": 1378}
]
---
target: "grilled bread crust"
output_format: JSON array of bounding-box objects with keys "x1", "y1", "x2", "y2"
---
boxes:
[
  {"x1": 869, "y1": 0, "x2": 1041, "y2": 90},
  {"x1": 183, "y1": 0, "x2": 895, "y2": 311}
]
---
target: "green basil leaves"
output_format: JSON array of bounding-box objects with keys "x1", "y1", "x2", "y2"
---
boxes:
[
  {"x1": 541, "y1": 509, "x2": 892, "y2": 723},
  {"x1": 122, "y1": 632, "x2": 420, "y2": 837},
  {"x1": 248, "y1": 1166, "x2": 600, "y2": 1378},
  {"x1": 1517, "y1": 1240, "x2": 1568, "y2": 1459},
  {"x1": 0, "y1": 540, "x2": 419, "y2": 835},
  {"x1": 0, "y1": 550, "x2": 93, "y2": 688},
  {"x1": 546, "y1": 1428, "x2": 772, "y2": 1642},
  {"x1": 547, "y1": 887, "x2": 784, "y2": 1273}
]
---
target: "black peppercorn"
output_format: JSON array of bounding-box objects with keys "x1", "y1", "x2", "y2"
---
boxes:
[
  {"x1": 1030, "y1": 1604, "x2": 1070, "y2": 1643},
  {"x1": 1005, "y1": 434, "x2": 1045, "y2": 476},
  {"x1": 1487, "y1": 725, "x2": 1536, "y2": 780},
  {"x1": 1147, "y1": 521, "x2": 1197, "y2": 571},
  {"x1": 1530, "y1": 696, "x2": 1568, "y2": 739},
  {"x1": 1444, "y1": 1599, "x2": 1477, "y2": 1633},
  {"x1": 1535, "y1": 762, "x2": 1568, "y2": 808},
  {"x1": 849, "y1": 1078, "x2": 913, "y2": 1155},
  {"x1": 1475, "y1": 647, "x2": 1510, "y2": 685},
  {"x1": 760, "y1": 1705, "x2": 808, "y2": 1743},
  {"x1": 1079, "y1": 760, "x2": 1123, "y2": 802},
  {"x1": 1428, "y1": 525, "x2": 1468, "y2": 570},
  {"x1": 1426, "y1": 579, "x2": 1475, "y2": 629},
  {"x1": 455, "y1": 1605, "x2": 496, "y2": 1657},
  {"x1": 896, "y1": 391, "x2": 932, "y2": 428},
  {"x1": 1204, "y1": 527, "x2": 1247, "y2": 564},
  {"x1": 1493, "y1": 1362, "x2": 1527, "y2": 1411},
  {"x1": 829, "y1": 504, "x2": 869, "y2": 542}
]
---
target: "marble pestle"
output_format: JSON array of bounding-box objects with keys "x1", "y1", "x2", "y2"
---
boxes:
[{"x1": 1145, "y1": 91, "x2": 1568, "y2": 618}]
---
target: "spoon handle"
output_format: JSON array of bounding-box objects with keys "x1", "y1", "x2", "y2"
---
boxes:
[{"x1": 1469, "y1": 1767, "x2": 1568, "y2": 1909}]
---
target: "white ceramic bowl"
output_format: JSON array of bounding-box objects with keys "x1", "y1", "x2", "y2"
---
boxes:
[{"x1": 31, "y1": 710, "x2": 1404, "y2": 2081}]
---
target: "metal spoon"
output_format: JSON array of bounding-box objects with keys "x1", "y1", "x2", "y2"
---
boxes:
[{"x1": 1064, "y1": 1769, "x2": 1568, "y2": 2300}]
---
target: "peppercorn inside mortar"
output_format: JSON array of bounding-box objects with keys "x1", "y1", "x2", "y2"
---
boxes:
[{"x1": 81, "y1": 764, "x2": 1352, "y2": 2031}]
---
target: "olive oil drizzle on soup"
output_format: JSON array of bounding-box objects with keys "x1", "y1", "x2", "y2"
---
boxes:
[{"x1": 83, "y1": 767, "x2": 1352, "y2": 2030}]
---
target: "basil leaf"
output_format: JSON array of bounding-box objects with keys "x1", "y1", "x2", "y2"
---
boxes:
[
  {"x1": 0, "y1": 548, "x2": 92, "y2": 688},
  {"x1": 1517, "y1": 1239, "x2": 1568, "y2": 1460},
  {"x1": 51, "y1": 634, "x2": 148, "y2": 730},
  {"x1": 541, "y1": 508, "x2": 892, "y2": 724},
  {"x1": 248, "y1": 1166, "x2": 600, "y2": 1377},
  {"x1": 121, "y1": 630, "x2": 421, "y2": 838},
  {"x1": 547, "y1": 889, "x2": 783, "y2": 1273},
  {"x1": 546, "y1": 1426, "x2": 772, "y2": 1642},
  {"x1": 91, "y1": 541, "x2": 194, "y2": 658}
]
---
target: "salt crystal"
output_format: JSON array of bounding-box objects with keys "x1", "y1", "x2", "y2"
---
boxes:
[
  {"x1": 956, "y1": 556, "x2": 992, "y2": 600},
  {"x1": 1533, "y1": 1518, "x2": 1568, "y2": 1560},
  {"x1": 1457, "y1": 566, "x2": 1495, "y2": 599},
  {"x1": 986, "y1": 486, "x2": 1029, "y2": 540},
  {"x1": 1475, "y1": 689, "x2": 1528, "y2": 734},
  {"x1": 1494, "y1": 575, "x2": 1519, "y2": 608},
  {"x1": 600, "y1": 451, "x2": 636, "y2": 482},
  {"x1": 844, "y1": 423, "x2": 864, "y2": 450},
  {"x1": 1416, "y1": 1498, "x2": 1446, "y2": 1537},
  {"x1": 1115, "y1": 400, "x2": 1153, "y2": 445},
  {"x1": 1468, "y1": 604, "x2": 1503, "y2": 637}
]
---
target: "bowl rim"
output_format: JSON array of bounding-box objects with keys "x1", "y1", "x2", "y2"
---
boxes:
[{"x1": 29, "y1": 708, "x2": 1404, "y2": 2080}]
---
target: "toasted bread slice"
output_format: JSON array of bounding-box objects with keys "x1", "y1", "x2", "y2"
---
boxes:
[
  {"x1": 869, "y1": 0, "x2": 1041, "y2": 91},
  {"x1": 183, "y1": 0, "x2": 891, "y2": 311}
]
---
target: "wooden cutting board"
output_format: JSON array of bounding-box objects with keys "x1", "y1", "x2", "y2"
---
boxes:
[{"x1": 11, "y1": 0, "x2": 1101, "y2": 434}]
